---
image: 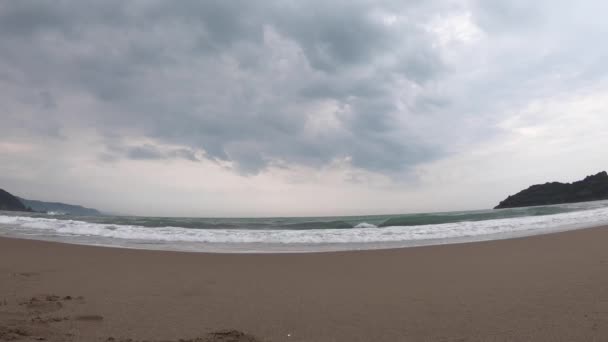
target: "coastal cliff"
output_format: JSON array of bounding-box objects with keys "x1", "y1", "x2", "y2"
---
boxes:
[
  {"x1": 495, "y1": 171, "x2": 608, "y2": 209},
  {"x1": 0, "y1": 188, "x2": 101, "y2": 215},
  {"x1": 0, "y1": 188, "x2": 30, "y2": 212},
  {"x1": 18, "y1": 198, "x2": 102, "y2": 216}
]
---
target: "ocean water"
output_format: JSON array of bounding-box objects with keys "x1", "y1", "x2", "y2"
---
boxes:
[{"x1": 1, "y1": 200, "x2": 608, "y2": 253}]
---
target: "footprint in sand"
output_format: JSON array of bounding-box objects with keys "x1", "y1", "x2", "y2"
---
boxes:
[
  {"x1": 205, "y1": 329, "x2": 264, "y2": 342},
  {"x1": 104, "y1": 329, "x2": 265, "y2": 342},
  {"x1": 2, "y1": 295, "x2": 86, "y2": 342},
  {"x1": 74, "y1": 314, "x2": 104, "y2": 322},
  {"x1": 11, "y1": 272, "x2": 40, "y2": 278},
  {"x1": 31, "y1": 315, "x2": 70, "y2": 324},
  {"x1": 0, "y1": 326, "x2": 30, "y2": 341},
  {"x1": 19, "y1": 295, "x2": 64, "y2": 314},
  {"x1": 18, "y1": 294, "x2": 105, "y2": 325},
  {"x1": 19, "y1": 294, "x2": 84, "y2": 315}
]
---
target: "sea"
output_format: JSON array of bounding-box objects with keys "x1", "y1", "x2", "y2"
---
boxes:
[{"x1": 2, "y1": 200, "x2": 608, "y2": 253}]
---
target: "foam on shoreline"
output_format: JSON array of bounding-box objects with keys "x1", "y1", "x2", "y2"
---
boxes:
[{"x1": 2, "y1": 205, "x2": 608, "y2": 252}]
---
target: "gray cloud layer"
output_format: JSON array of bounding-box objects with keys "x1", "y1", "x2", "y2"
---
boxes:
[
  {"x1": 0, "y1": 1, "x2": 448, "y2": 174},
  {"x1": 1, "y1": 0, "x2": 607, "y2": 175}
]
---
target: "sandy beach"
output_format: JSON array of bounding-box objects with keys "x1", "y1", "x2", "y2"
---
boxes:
[{"x1": 1, "y1": 227, "x2": 608, "y2": 342}]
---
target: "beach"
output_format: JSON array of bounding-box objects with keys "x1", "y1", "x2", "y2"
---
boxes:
[{"x1": 1, "y1": 227, "x2": 608, "y2": 342}]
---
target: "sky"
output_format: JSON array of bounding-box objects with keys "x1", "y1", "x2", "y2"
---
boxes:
[{"x1": 1, "y1": 0, "x2": 608, "y2": 217}]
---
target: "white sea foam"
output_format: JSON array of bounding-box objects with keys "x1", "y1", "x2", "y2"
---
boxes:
[
  {"x1": 2, "y1": 206, "x2": 608, "y2": 253},
  {"x1": 353, "y1": 222, "x2": 378, "y2": 229}
]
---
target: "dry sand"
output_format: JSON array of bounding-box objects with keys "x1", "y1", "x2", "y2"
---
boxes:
[{"x1": 1, "y1": 227, "x2": 608, "y2": 342}]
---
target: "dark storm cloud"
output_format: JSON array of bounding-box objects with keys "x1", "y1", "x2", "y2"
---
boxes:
[
  {"x1": 0, "y1": 1, "x2": 450, "y2": 173},
  {"x1": 271, "y1": 2, "x2": 390, "y2": 71}
]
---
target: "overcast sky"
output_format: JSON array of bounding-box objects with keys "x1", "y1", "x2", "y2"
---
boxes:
[{"x1": 1, "y1": 1, "x2": 608, "y2": 217}]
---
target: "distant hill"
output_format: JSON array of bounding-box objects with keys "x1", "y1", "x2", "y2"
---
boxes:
[
  {"x1": 495, "y1": 171, "x2": 608, "y2": 209},
  {"x1": 18, "y1": 198, "x2": 102, "y2": 216},
  {"x1": 0, "y1": 189, "x2": 30, "y2": 212}
]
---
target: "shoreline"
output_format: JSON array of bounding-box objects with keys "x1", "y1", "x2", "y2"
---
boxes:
[
  {"x1": 2, "y1": 226, "x2": 608, "y2": 341},
  {"x1": 1, "y1": 218, "x2": 607, "y2": 254},
  {"x1": 3, "y1": 205, "x2": 608, "y2": 254}
]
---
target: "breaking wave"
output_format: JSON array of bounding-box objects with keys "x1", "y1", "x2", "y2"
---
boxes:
[{"x1": 1, "y1": 201, "x2": 608, "y2": 252}]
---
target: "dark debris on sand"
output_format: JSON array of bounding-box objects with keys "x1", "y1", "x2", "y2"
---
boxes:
[
  {"x1": 204, "y1": 330, "x2": 264, "y2": 342},
  {"x1": 0, "y1": 326, "x2": 30, "y2": 341},
  {"x1": 1, "y1": 294, "x2": 86, "y2": 341},
  {"x1": 3, "y1": 293, "x2": 265, "y2": 342},
  {"x1": 106, "y1": 329, "x2": 265, "y2": 342}
]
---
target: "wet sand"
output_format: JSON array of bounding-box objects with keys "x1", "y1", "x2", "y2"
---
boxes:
[{"x1": 1, "y1": 227, "x2": 608, "y2": 341}]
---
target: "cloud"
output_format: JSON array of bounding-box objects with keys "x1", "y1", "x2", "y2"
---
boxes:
[
  {"x1": 0, "y1": 0, "x2": 450, "y2": 174},
  {"x1": 99, "y1": 142, "x2": 202, "y2": 163},
  {"x1": 0, "y1": 0, "x2": 608, "y2": 215}
]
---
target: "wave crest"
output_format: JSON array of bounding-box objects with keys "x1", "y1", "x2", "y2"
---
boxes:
[{"x1": 1, "y1": 206, "x2": 608, "y2": 251}]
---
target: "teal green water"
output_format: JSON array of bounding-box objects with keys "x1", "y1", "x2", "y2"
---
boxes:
[
  {"x1": 6, "y1": 200, "x2": 608, "y2": 230},
  {"x1": 2, "y1": 200, "x2": 608, "y2": 253}
]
